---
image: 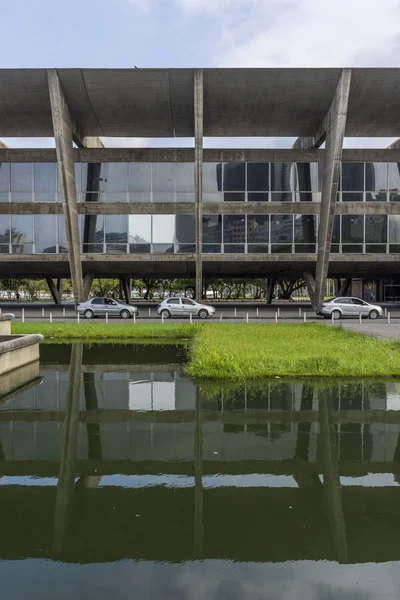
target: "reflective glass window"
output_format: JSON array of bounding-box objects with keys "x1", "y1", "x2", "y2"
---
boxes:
[
  {"x1": 271, "y1": 192, "x2": 292, "y2": 202},
  {"x1": 11, "y1": 215, "x2": 33, "y2": 243},
  {"x1": 34, "y1": 215, "x2": 57, "y2": 247},
  {"x1": 10, "y1": 163, "x2": 33, "y2": 192},
  {"x1": 105, "y1": 215, "x2": 128, "y2": 244},
  {"x1": 203, "y1": 215, "x2": 222, "y2": 243},
  {"x1": 128, "y1": 215, "x2": 151, "y2": 245},
  {"x1": 177, "y1": 243, "x2": 195, "y2": 253},
  {"x1": 103, "y1": 163, "x2": 128, "y2": 192},
  {"x1": 0, "y1": 163, "x2": 10, "y2": 192},
  {"x1": 248, "y1": 192, "x2": 269, "y2": 202},
  {"x1": 203, "y1": 244, "x2": 221, "y2": 253},
  {"x1": 175, "y1": 164, "x2": 195, "y2": 192},
  {"x1": 294, "y1": 215, "x2": 316, "y2": 243},
  {"x1": 153, "y1": 163, "x2": 174, "y2": 192},
  {"x1": 34, "y1": 163, "x2": 57, "y2": 192},
  {"x1": 203, "y1": 163, "x2": 222, "y2": 193},
  {"x1": 389, "y1": 215, "x2": 400, "y2": 243},
  {"x1": 388, "y1": 163, "x2": 400, "y2": 193},
  {"x1": 58, "y1": 215, "x2": 68, "y2": 250},
  {"x1": 223, "y1": 215, "x2": 246, "y2": 243},
  {"x1": 223, "y1": 163, "x2": 245, "y2": 191},
  {"x1": 342, "y1": 244, "x2": 363, "y2": 253},
  {"x1": 247, "y1": 163, "x2": 269, "y2": 191},
  {"x1": 332, "y1": 216, "x2": 340, "y2": 244},
  {"x1": 247, "y1": 215, "x2": 269, "y2": 243},
  {"x1": 365, "y1": 163, "x2": 387, "y2": 193},
  {"x1": 81, "y1": 163, "x2": 102, "y2": 193},
  {"x1": 366, "y1": 244, "x2": 386, "y2": 253},
  {"x1": 175, "y1": 215, "x2": 195, "y2": 244},
  {"x1": 129, "y1": 163, "x2": 151, "y2": 192},
  {"x1": 341, "y1": 215, "x2": 363, "y2": 243},
  {"x1": 341, "y1": 192, "x2": 363, "y2": 202},
  {"x1": 342, "y1": 163, "x2": 364, "y2": 191},
  {"x1": 152, "y1": 215, "x2": 175, "y2": 244},
  {"x1": 270, "y1": 215, "x2": 293, "y2": 243},
  {"x1": 295, "y1": 244, "x2": 316, "y2": 253},
  {"x1": 248, "y1": 244, "x2": 268, "y2": 253},
  {"x1": 271, "y1": 163, "x2": 293, "y2": 191},
  {"x1": 0, "y1": 215, "x2": 10, "y2": 243},
  {"x1": 224, "y1": 192, "x2": 245, "y2": 202},
  {"x1": 271, "y1": 244, "x2": 292, "y2": 253},
  {"x1": 295, "y1": 163, "x2": 318, "y2": 192},
  {"x1": 365, "y1": 215, "x2": 387, "y2": 243},
  {"x1": 82, "y1": 215, "x2": 105, "y2": 251},
  {"x1": 224, "y1": 244, "x2": 245, "y2": 253}
]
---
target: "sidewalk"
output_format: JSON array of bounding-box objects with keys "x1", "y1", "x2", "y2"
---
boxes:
[{"x1": 331, "y1": 321, "x2": 400, "y2": 342}]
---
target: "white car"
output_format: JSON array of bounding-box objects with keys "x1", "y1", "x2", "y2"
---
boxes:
[
  {"x1": 157, "y1": 297, "x2": 215, "y2": 319},
  {"x1": 317, "y1": 297, "x2": 383, "y2": 320}
]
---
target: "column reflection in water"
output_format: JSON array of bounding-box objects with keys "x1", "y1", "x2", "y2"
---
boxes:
[
  {"x1": 193, "y1": 384, "x2": 203, "y2": 559},
  {"x1": 51, "y1": 343, "x2": 83, "y2": 557}
]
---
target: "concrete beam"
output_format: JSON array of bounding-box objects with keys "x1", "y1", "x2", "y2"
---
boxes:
[
  {"x1": 315, "y1": 69, "x2": 352, "y2": 307},
  {"x1": 48, "y1": 69, "x2": 84, "y2": 305},
  {"x1": 0, "y1": 140, "x2": 8, "y2": 149},
  {"x1": 194, "y1": 69, "x2": 203, "y2": 301}
]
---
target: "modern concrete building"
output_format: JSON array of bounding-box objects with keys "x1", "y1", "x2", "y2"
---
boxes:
[{"x1": 1, "y1": 68, "x2": 400, "y2": 305}]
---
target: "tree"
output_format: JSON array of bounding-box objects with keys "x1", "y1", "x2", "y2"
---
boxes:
[{"x1": 276, "y1": 278, "x2": 306, "y2": 300}]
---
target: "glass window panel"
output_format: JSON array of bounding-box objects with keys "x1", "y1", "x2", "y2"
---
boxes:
[
  {"x1": 223, "y1": 215, "x2": 246, "y2": 243},
  {"x1": 247, "y1": 163, "x2": 269, "y2": 191},
  {"x1": 11, "y1": 215, "x2": 33, "y2": 243},
  {"x1": 366, "y1": 244, "x2": 386, "y2": 253},
  {"x1": 105, "y1": 215, "x2": 128, "y2": 244},
  {"x1": 0, "y1": 244, "x2": 9, "y2": 254},
  {"x1": 366, "y1": 192, "x2": 387, "y2": 202},
  {"x1": 390, "y1": 244, "x2": 400, "y2": 253},
  {"x1": 152, "y1": 243, "x2": 174, "y2": 254},
  {"x1": 129, "y1": 243, "x2": 150, "y2": 254},
  {"x1": 271, "y1": 192, "x2": 292, "y2": 202},
  {"x1": 341, "y1": 215, "x2": 364, "y2": 243},
  {"x1": 83, "y1": 243, "x2": 103, "y2": 253},
  {"x1": 365, "y1": 215, "x2": 387, "y2": 243},
  {"x1": 389, "y1": 215, "x2": 400, "y2": 243},
  {"x1": 152, "y1": 215, "x2": 175, "y2": 244},
  {"x1": 294, "y1": 215, "x2": 316, "y2": 243},
  {"x1": 390, "y1": 192, "x2": 400, "y2": 202},
  {"x1": 342, "y1": 193, "x2": 363, "y2": 202},
  {"x1": 247, "y1": 215, "x2": 269, "y2": 243},
  {"x1": 10, "y1": 163, "x2": 33, "y2": 192},
  {"x1": 332, "y1": 215, "x2": 340, "y2": 244},
  {"x1": 10, "y1": 193, "x2": 33, "y2": 203},
  {"x1": 34, "y1": 192, "x2": 57, "y2": 203},
  {"x1": 103, "y1": 163, "x2": 128, "y2": 192},
  {"x1": 81, "y1": 192, "x2": 100, "y2": 203},
  {"x1": 82, "y1": 215, "x2": 105, "y2": 246},
  {"x1": 128, "y1": 192, "x2": 151, "y2": 203},
  {"x1": 12, "y1": 243, "x2": 33, "y2": 254},
  {"x1": 342, "y1": 163, "x2": 364, "y2": 191},
  {"x1": 0, "y1": 193, "x2": 9, "y2": 203},
  {"x1": 271, "y1": 163, "x2": 293, "y2": 191},
  {"x1": 295, "y1": 244, "x2": 316, "y2": 253},
  {"x1": 365, "y1": 163, "x2": 387, "y2": 192},
  {"x1": 203, "y1": 163, "x2": 222, "y2": 193},
  {"x1": 388, "y1": 163, "x2": 400, "y2": 192},
  {"x1": 34, "y1": 163, "x2": 57, "y2": 192},
  {"x1": 248, "y1": 192, "x2": 269, "y2": 202},
  {"x1": 153, "y1": 192, "x2": 174, "y2": 203},
  {"x1": 295, "y1": 163, "x2": 318, "y2": 192},
  {"x1": 203, "y1": 215, "x2": 222, "y2": 243},
  {"x1": 35, "y1": 243, "x2": 57, "y2": 254},
  {"x1": 58, "y1": 215, "x2": 68, "y2": 249},
  {"x1": 271, "y1": 215, "x2": 293, "y2": 243},
  {"x1": 271, "y1": 244, "x2": 292, "y2": 253},
  {"x1": 224, "y1": 192, "x2": 245, "y2": 202},
  {"x1": 34, "y1": 215, "x2": 57, "y2": 245},
  {"x1": 202, "y1": 244, "x2": 221, "y2": 253},
  {"x1": 223, "y1": 163, "x2": 245, "y2": 191},
  {"x1": 177, "y1": 243, "x2": 195, "y2": 253},
  {"x1": 105, "y1": 244, "x2": 127, "y2": 254},
  {"x1": 104, "y1": 193, "x2": 127, "y2": 203},
  {"x1": 296, "y1": 192, "x2": 319, "y2": 202},
  {"x1": 128, "y1": 215, "x2": 151, "y2": 245},
  {"x1": 342, "y1": 244, "x2": 363, "y2": 253},
  {"x1": 81, "y1": 163, "x2": 103, "y2": 193},
  {"x1": 248, "y1": 244, "x2": 268, "y2": 253},
  {"x1": 175, "y1": 163, "x2": 195, "y2": 192},
  {"x1": 203, "y1": 192, "x2": 223, "y2": 203},
  {"x1": 129, "y1": 163, "x2": 152, "y2": 192},
  {"x1": 0, "y1": 163, "x2": 10, "y2": 192},
  {"x1": 153, "y1": 163, "x2": 174, "y2": 192},
  {"x1": 330, "y1": 244, "x2": 340, "y2": 253},
  {"x1": 175, "y1": 215, "x2": 195, "y2": 244},
  {"x1": 0, "y1": 215, "x2": 10, "y2": 243},
  {"x1": 224, "y1": 244, "x2": 245, "y2": 253}
]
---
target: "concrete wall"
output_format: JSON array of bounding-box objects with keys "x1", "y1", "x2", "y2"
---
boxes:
[
  {"x1": 0, "y1": 315, "x2": 14, "y2": 335},
  {"x1": 0, "y1": 334, "x2": 43, "y2": 376}
]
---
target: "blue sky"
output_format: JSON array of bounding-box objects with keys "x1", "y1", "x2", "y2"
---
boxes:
[{"x1": 2, "y1": 0, "x2": 400, "y2": 148}]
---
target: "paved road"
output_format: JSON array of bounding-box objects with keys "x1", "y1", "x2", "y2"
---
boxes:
[{"x1": 333, "y1": 322, "x2": 400, "y2": 341}]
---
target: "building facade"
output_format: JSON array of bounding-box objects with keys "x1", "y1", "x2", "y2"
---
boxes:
[{"x1": 1, "y1": 68, "x2": 400, "y2": 305}]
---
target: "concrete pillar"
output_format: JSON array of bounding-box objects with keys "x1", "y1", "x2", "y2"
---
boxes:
[
  {"x1": 338, "y1": 277, "x2": 351, "y2": 296},
  {"x1": 319, "y1": 390, "x2": 348, "y2": 563},
  {"x1": 121, "y1": 277, "x2": 132, "y2": 304},
  {"x1": 315, "y1": 70, "x2": 352, "y2": 307},
  {"x1": 194, "y1": 69, "x2": 204, "y2": 301},
  {"x1": 266, "y1": 278, "x2": 276, "y2": 304},
  {"x1": 303, "y1": 271, "x2": 316, "y2": 307},
  {"x1": 83, "y1": 272, "x2": 94, "y2": 301},
  {"x1": 48, "y1": 69, "x2": 84, "y2": 305},
  {"x1": 52, "y1": 342, "x2": 82, "y2": 557},
  {"x1": 46, "y1": 277, "x2": 63, "y2": 304},
  {"x1": 193, "y1": 384, "x2": 204, "y2": 559}
]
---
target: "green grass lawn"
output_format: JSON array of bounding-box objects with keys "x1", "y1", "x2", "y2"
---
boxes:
[{"x1": 11, "y1": 321, "x2": 400, "y2": 378}]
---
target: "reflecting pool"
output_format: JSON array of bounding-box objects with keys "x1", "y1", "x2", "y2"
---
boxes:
[{"x1": 1, "y1": 343, "x2": 400, "y2": 599}]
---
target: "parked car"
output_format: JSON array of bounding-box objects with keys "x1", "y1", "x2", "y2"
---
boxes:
[
  {"x1": 317, "y1": 297, "x2": 383, "y2": 320},
  {"x1": 157, "y1": 297, "x2": 215, "y2": 319},
  {"x1": 76, "y1": 297, "x2": 139, "y2": 319}
]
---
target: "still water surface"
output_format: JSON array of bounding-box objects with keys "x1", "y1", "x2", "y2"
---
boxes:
[{"x1": 1, "y1": 343, "x2": 400, "y2": 599}]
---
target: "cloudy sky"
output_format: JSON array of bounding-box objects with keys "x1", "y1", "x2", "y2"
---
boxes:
[{"x1": 2, "y1": 0, "x2": 400, "y2": 148}]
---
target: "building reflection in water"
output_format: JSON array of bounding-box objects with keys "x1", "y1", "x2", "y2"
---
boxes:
[{"x1": 1, "y1": 344, "x2": 400, "y2": 566}]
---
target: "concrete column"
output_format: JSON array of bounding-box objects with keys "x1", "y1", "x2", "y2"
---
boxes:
[
  {"x1": 319, "y1": 390, "x2": 348, "y2": 563},
  {"x1": 52, "y1": 342, "x2": 82, "y2": 557},
  {"x1": 47, "y1": 69, "x2": 83, "y2": 305},
  {"x1": 121, "y1": 277, "x2": 132, "y2": 304},
  {"x1": 338, "y1": 277, "x2": 351, "y2": 296},
  {"x1": 193, "y1": 384, "x2": 204, "y2": 559},
  {"x1": 315, "y1": 70, "x2": 352, "y2": 307},
  {"x1": 266, "y1": 278, "x2": 276, "y2": 304},
  {"x1": 194, "y1": 69, "x2": 204, "y2": 301},
  {"x1": 46, "y1": 277, "x2": 63, "y2": 304},
  {"x1": 83, "y1": 272, "x2": 94, "y2": 301},
  {"x1": 303, "y1": 271, "x2": 316, "y2": 306}
]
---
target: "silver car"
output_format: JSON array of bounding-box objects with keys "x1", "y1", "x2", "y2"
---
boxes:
[
  {"x1": 76, "y1": 297, "x2": 139, "y2": 319},
  {"x1": 157, "y1": 297, "x2": 215, "y2": 319},
  {"x1": 317, "y1": 297, "x2": 383, "y2": 320}
]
